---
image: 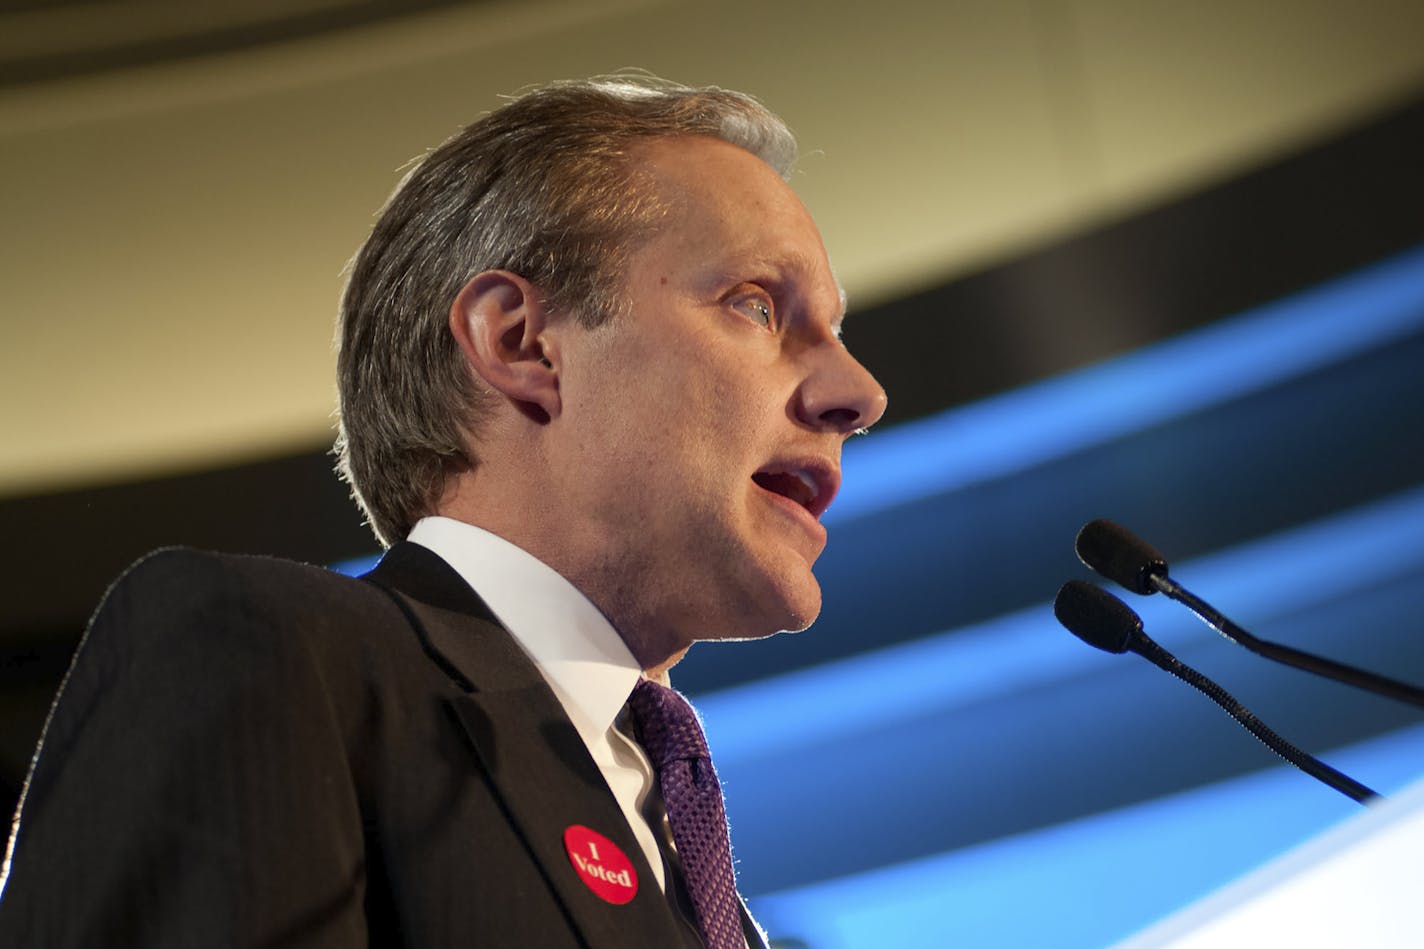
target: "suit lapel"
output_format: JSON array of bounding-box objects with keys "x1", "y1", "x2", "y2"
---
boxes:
[{"x1": 364, "y1": 543, "x2": 700, "y2": 948}]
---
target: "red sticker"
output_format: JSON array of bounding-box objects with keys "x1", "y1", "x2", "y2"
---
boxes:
[{"x1": 563, "y1": 824, "x2": 638, "y2": 904}]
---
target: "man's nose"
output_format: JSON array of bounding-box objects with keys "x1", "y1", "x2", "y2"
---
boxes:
[{"x1": 796, "y1": 342, "x2": 888, "y2": 435}]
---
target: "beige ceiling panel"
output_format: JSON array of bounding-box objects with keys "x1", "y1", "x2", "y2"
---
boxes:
[{"x1": 1066, "y1": 0, "x2": 1424, "y2": 211}]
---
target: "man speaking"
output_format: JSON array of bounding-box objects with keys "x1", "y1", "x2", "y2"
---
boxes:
[{"x1": 0, "y1": 76, "x2": 886, "y2": 947}]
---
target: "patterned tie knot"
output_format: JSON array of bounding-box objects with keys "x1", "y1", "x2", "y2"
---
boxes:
[{"x1": 627, "y1": 679, "x2": 710, "y2": 767}]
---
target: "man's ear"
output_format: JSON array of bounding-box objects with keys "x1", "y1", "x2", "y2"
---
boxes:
[{"x1": 448, "y1": 270, "x2": 560, "y2": 421}]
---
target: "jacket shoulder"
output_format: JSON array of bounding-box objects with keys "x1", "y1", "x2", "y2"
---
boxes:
[{"x1": 91, "y1": 546, "x2": 398, "y2": 645}]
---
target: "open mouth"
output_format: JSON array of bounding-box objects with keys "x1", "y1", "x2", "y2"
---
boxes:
[{"x1": 752, "y1": 465, "x2": 836, "y2": 519}]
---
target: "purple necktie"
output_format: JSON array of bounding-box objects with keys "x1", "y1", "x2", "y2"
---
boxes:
[{"x1": 627, "y1": 679, "x2": 744, "y2": 949}]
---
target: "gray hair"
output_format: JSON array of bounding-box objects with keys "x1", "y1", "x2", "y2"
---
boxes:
[{"x1": 334, "y1": 76, "x2": 798, "y2": 546}]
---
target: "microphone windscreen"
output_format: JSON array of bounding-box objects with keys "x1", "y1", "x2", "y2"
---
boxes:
[
  {"x1": 1075, "y1": 519, "x2": 1168, "y2": 595},
  {"x1": 1054, "y1": 580, "x2": 1142, "y2": 654}
]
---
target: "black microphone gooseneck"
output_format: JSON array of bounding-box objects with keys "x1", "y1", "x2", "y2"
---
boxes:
[
  {"x1": 1053, "y1": 580, "x2": 1380, "y2": 805},
  {"x1": 1075, "y1": 519, "x2": 1424, "y2": 709}
]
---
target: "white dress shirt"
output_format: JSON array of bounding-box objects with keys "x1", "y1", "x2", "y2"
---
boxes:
[{"x1": 406, "y1": 516, "x2": 669, "y2": 892}]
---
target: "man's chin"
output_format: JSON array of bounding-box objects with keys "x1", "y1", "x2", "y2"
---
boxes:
[
  {"x1": 761, "y1": 576, "x2": 823, "y2": 636},
  {"x1": 692, "y1": 583, "x2": 821, "y2": 642},
  {"x1": 778, "y1": 596, "x2": 822, "y2": 634}
]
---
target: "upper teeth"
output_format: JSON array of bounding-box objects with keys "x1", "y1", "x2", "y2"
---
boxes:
[{"x1": 793, "y1": 470, "x2": 818, "y2": 501}]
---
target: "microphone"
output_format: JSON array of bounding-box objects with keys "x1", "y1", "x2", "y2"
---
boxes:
[
  {"x1": 1075, "y1": 519, "x2": 1424, "y2": 709},
  {"x1": 1054, "y1": 580, "x2": 1379, "y2": 805}
]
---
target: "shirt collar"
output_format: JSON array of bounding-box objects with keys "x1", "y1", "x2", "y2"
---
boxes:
[{"x1": 407, "y1": 516, "x2": 643, "y2": 748}]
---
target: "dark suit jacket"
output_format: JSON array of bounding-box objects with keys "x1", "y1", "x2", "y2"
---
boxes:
[{"x1": 0, "y1": 542, "x2": 711, "y2": 947}]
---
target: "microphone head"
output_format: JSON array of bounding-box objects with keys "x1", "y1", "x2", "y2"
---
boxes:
[
  {"x1": 1075, "y1": 519, "x2": 1168, "y2": 595},
  {"x1": 1054, "y1": 580, "x2": 1143, "y2": 654}
]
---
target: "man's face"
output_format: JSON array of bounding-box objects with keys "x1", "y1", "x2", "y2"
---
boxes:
[{"x1": 551, "y1": 135, "x2": 886, "y2": 662}]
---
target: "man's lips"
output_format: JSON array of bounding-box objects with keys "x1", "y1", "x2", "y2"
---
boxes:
[{"x1": 750, "y1": 461, "x2": 839, "y2": 520}]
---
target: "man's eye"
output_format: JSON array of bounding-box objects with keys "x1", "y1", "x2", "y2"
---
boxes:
[{"x1": 733, "y1": 295, "x2": 773, "y2": 327}]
